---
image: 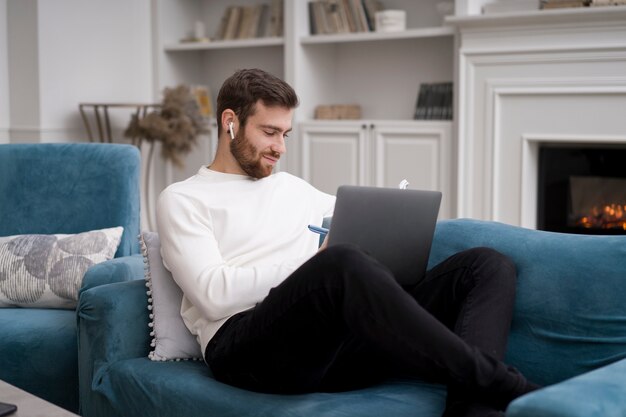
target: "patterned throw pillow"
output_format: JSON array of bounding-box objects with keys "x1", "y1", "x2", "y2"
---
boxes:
[{"x1": 0, "y1": 227, "x2": 124, "y2": 309}]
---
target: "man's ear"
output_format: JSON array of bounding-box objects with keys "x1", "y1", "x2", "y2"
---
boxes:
[{"x1": 221, "y1": 109, "x2": 237, "y2": 139}]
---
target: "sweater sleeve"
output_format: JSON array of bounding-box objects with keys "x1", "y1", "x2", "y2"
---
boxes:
[{"x1": 156, "y1": 189, "x2": 309, "y2": 322}]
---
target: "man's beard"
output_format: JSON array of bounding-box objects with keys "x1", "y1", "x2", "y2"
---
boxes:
[{"x1": 230, "y1": 128, "x2": 280, "y2": 179}]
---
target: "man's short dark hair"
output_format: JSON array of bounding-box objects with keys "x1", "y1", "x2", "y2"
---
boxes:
[{"x1": 216, "y1": 68, "x2": 299, "y2": 136}]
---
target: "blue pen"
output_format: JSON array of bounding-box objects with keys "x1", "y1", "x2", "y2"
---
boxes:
[{"x1": 307, "y1": 225, "x2": 329, "y2": 236}]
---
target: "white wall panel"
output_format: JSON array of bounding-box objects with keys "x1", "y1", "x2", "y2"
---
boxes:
[
  {"x1": 0, "y1": 0, "x2": 9, "y2": 143},
  {"x1": 37, "y1": 0, "x2": 153, "y2": 138}
]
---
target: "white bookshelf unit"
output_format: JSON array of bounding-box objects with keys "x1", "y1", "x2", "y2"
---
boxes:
[
  {"x1": 140, "y1": 0, "x2": 626, "y2": 227},
  {"x1": 152, "y1": 0, "x2": 456, "y2": 217}
]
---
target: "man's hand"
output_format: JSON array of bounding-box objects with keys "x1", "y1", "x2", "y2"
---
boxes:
[{"x1": 318, "y1": 233, "x2": 329, "y2": 252}]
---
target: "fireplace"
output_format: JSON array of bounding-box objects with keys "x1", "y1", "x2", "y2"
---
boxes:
[{"x1": 537, "y1": 145, "x2": 626, "y2": 235}]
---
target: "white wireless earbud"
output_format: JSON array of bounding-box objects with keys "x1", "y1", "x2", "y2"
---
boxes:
[{"x1": 228, "y1": 122, "x2": 235, "y2": 140}]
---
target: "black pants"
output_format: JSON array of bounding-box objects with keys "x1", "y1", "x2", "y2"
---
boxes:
[{"x1": 206, "y1": 245, "x2": 532, "y2": 413}]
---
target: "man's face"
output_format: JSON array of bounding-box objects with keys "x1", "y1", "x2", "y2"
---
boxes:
[{"x1": 230, "y1": 101, "x2": 293, "y2": 179}]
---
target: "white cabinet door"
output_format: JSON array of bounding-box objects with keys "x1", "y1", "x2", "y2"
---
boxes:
[
  {"x1": 372, "y1": 121, "x2": 452, "y2": 218},
  {"x1": 300, "y1": 122, "x2": 368, "y2": 195},
  {"x1": 300, "y1": 120, "x2": 452, "y2": 218}
]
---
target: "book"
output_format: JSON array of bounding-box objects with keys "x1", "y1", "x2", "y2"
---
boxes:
[
  {"x1": 414, "y1": 85, "x2": 428, "y2": 120},
  {"x1": 331, "y1": 0, "x2": 351, "y2": 33},
  {"x1": 267, "y1": 0, "x2": 284, "y2": 37},
  {"x1": 352, "y1": 0, "x2": 370, "y2": 32},
  {"x1": 342, "y1": 0, "x2": 358, "y2": 32},
  {"x1": 309, "y1": 1, "x2": 332, "y2": 35},
  {"x1": 244, "y1": 5, "x2": 264, "y2": 39},
  {"x1": 540, "y1": 0, "x2": 588, "y2": 8},
  {"x1": 589, "y1": 0, "x2": 626, "y2": 5},
  {"x1": 214, "y1": 7, "x2": 231, "y2": 40},
  {"x1": 424, "y1": 84, "x2": 434, "y2": 119},
  {"x1": 237, "y1": 6, "x2": 254, "y2": 39},
  {"x1": 323, "y1": 1, "x2": 339, "y2": 33},
  {"x1": 256, "y1": 4, "x2": 270, "y2": 37},
  {"x1": 223, "y1": 6, "x2": 242, "y2": 40},
  {"x1": 309, "y1": 2, "x2": 318, "y2": 34},
  {"x1": 361, "y1": 0, "x2": 383, "y2": 31},
  {"x1": 322, "y1": 0, "x2": 341, "y2": 33},
  {"x1": 441, "y1": 84, "x2": 451, "y2": 119}
]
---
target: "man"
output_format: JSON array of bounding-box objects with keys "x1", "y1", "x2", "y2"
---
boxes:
[{"x1": 157, "y1": 68, "x2": 538, "y2": 417}]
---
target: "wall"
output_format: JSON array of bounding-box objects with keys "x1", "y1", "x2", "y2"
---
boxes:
[
  {"x1": 4, "y1": 0, "x2": 153, "y2": 143},
  {"x1": 0, "y1": 0, "x2": 8, "y2": 143},
  {"x1": 6, "y1": 0, "x2": 40, "y2": 142}
]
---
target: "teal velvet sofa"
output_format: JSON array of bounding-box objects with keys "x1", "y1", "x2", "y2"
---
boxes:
[
  {"x1": 78, "y1": 219, "x2": 626, "y2": 417},
  {"x1": 0, "y1": 143, "x2": 144, "y2": 412}
]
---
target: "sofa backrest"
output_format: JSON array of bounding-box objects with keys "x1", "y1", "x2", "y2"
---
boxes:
[
  {"x1": 429, "y1": 219, "x2": 626, "y2": 386},
  {"x1": 0, "y1": 143, "x2": 140, "y2": 257}
]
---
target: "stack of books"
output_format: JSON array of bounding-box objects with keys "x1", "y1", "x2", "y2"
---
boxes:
[
  {"x1": 308, "y1": 0, "x2": 383, "y2": 35},
  {"x1": 540, "y1": 0, "x2": 589, "y2": 8},
  {"x1": 589, "y1": 0, "x2": 626, "y2": 5},
  {"x1": 214, "y1": 0, "x2": 283, "y2": 41},
  {"x1": 414, "y1": 83, "x2": 453, "y2": 121}
]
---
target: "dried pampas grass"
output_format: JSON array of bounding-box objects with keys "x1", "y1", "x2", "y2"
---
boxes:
[{"x1": 125, "y1": 85, "x2": 208, "y2": 167}]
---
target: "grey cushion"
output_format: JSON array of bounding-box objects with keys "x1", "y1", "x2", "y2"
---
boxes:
[{"x1": 141, "y1": 232, "x2": 202, "y2": 361}]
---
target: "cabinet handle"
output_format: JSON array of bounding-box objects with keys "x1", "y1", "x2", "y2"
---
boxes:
[
  {"x1": 361, "y1": 124, "x2": 367, "y2": 129},
  {"x1": 370, "y1": 123, "x2": 375, "y2": 130}
]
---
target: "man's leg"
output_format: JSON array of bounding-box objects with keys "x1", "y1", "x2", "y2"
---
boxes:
[
  {"x1": 206, "y1": 244, "x2": 536, "y2": 407},
  {"x1": 206, "y1": 244, "x2": 398, "y2": 394},
  {"x1": 409, "y1": 247, "x2": 516, "y2": 360},
  {"x1": 407, "y1": 247, "x2": 527, "y2": 416}
]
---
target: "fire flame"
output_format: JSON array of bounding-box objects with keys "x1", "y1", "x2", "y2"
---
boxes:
[{"x1": 576, "y1": 204, "x2": 626, "y2": 230}]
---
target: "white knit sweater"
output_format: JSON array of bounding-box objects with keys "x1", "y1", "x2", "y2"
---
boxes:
[{"x1": 156, "y1": 166, "x2": 335, "y2": 354}]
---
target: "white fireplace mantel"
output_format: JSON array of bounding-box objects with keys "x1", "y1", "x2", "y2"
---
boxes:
[{"x1": 447, "y1": 6, "x2": 626, "y2": 227}]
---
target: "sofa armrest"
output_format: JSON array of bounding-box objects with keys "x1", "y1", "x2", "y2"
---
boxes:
[
  {"x1": 507, "y1": 358, "x2": 626, "y2": 417},
  {"x1": 77, "y1": 279, "x2": 150, "y2": 417},
  {"x1": 81, "y1": 254, "x2": 144, "y2": 294}
]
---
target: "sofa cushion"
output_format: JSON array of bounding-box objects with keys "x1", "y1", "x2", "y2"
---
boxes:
[
  {"x1": 98, "y1": 358, "x2": 446, "y2": 417},
  {"x1": 429, "y1": 219, "x2": 626, "y2": 386},
  {"x1": 0, "y1": 308, "x2": 78, "y2": 412},
  {"x1": 0, "y1": 227, "x2": 123, "y2": 309},
  {"x1": 140, "y1": 232, "x2": 202, "y2": 361}
]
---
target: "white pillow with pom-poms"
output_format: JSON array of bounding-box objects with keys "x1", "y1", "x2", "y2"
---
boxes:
[{"x1": 140, "y1": 231, "x2": 202, "y2": 361}]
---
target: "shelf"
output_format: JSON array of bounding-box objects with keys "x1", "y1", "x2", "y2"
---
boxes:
[
  {"x1": 164, "y1": 37, "x2": 284, "y2": 52},
  {"x1": 300, "y1": 26, "x2": 455, "y2": 45},
  {"x1": 301, "y1": 119, "x2": 453, "y2": 126}
]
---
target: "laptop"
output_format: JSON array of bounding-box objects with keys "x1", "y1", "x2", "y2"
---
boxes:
[{"x1": 326, "y1": 185, "x2": 442, "y2": 286}]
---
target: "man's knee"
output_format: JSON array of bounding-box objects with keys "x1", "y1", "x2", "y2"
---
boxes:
[
  {"x1": 463, "y1": 247, "x2": 517, "y2": 289},
  {"x1": 321, "y1": 244, "x2": 372, "y2": 269},
  {"x1": 320, "y1": 244, "x2": 394, "y2": 288}
]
